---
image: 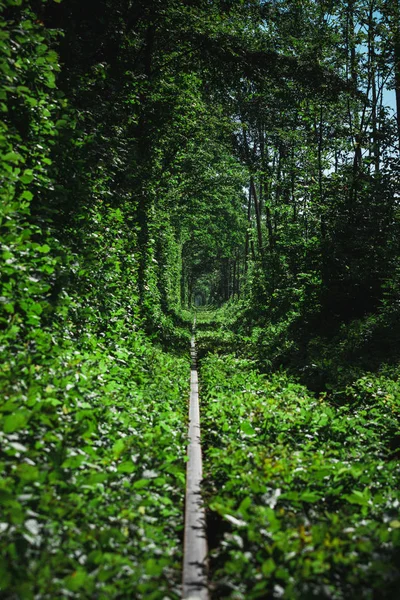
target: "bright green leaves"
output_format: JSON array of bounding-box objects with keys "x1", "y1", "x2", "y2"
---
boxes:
[
  {"x1": 2, "y1": 151, "x2": 23, "y2": 164},
  {"x1": 20, "y1": 169, "x2": 34, "y2": 184},
  {"x1": 36, "y1": 244, "x2": 50, "y2": 254},
  {"x1": 19, "y1": 190, "x2": 33, "y2": 201},
  {"x1": 0, "y1": 313, "x2": 189, "y2": 599},
  {"x1": 344, "y1": 490, "x2": 371, "y2": 507},
  {"x1": 117, "y1": 461, "x2": 135, "y2": 474},
  {"x1": 0, "y1": 1, "x2": 65, "y2": 350},
  {"x1": 112, "y1": 438, "x2": 125, "y2": 459}
]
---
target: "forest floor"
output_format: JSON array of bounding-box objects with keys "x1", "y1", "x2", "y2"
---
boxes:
[
  {"x1": 193, "y1": 310, "x2": 400, "y2": 600},
  {"x1": 1, "y1": 309, "x2": 399, "y2": 600}
]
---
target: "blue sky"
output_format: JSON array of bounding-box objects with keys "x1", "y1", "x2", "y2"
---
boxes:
[{"x1": 383, "y1": 88, "x2": 397, "y2": 113}]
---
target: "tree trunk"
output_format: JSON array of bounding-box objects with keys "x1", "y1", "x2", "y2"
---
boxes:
[
  {"x1": 368, "y1": 5, "x2": 380, "y2": 171},
  {"x1": 244, "y1": 183, "x2": 252, "y2": 272},
  {"x1": 260, "y1": 131, "x2": 274, "y2": 250},
  {"x1": 250, "y1": 176, "x2": 264, "y2": 254}
]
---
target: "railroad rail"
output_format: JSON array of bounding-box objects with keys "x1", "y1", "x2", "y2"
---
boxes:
[{"x1": 182, "y1": 319, "x2": 209, "y2": 600}]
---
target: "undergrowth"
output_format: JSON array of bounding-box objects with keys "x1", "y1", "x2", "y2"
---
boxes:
[
  {"x1": 200, "y1": 354, "x2": 400, "y2": 599},
  {"x1": 0, "y1": 321, "x2": 189, "y2": 599}
]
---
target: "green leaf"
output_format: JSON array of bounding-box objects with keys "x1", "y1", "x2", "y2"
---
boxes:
[
  {"x1": 241, "y1": 420, "x2": 256, "y2": 436},
  {"x1": 390, "y1": 520, "x2": 400, "y2": 529},
  {"x1": 3, "y1": 151, "x2": 23, "y2": 164},
  {"x1": 117, "y1": 461, "x2": 135, "y2": 474},
  {"x1": 20, "y1": 170, "x2": 34, "y2": 184},
  {"x1": 20, "y1": 190, "x2": 33, "y2": 201},
  {"x1": 300, "y1": 491, "x2": 321, "y2": 503},
  {"x1": 84, "y1": 473, "x2": 108, "y2": 486},
  {"x1": 113, "y1": 439, "x2": 125, "y2": 459},
  {"x1": 238, "y1": 496, "x2": 252, "y2": 515},
  {"x1": 64, "y1": 569, "x2": 87, "y2": 591},
  {"x1": 145, "y1": 558, "x2": 163, "y2": 576},
  {"x1": 344, "y1": 490, "x2": 370, "y2": 506},
  {"x1": 37, "y1": 244, "x2": 50, "y2": 254},
  {"x1": 3, "y1": 412, "x2": 28, "y2": 433},
  {"x1": 133, "y1": 479, "x2": 150, "y2": 489},
  {"x1": 261, "y1": 558, "x2": 276, "y2": 576}
]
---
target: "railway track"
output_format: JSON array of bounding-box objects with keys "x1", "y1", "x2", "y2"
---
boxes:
[{"x1": 182, "y1": 319, "x2": 209, "y2": 600}]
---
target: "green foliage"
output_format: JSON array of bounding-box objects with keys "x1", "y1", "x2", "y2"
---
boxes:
[
  {"x1": 0, "y1": 0, "x2": 64, "y2": 343},
  {"x1": 1, "y1": 0, "x2": 400, "y2": 597},
  {"x1": 201, "y1": 354, "x2": 400, "y2": 599},
  {"x1": 0, "y1": 2, "x2": 193, "y2": 597},
  {"x1": 0, "y1": 323, "x2": 189, "y2": 599}
]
